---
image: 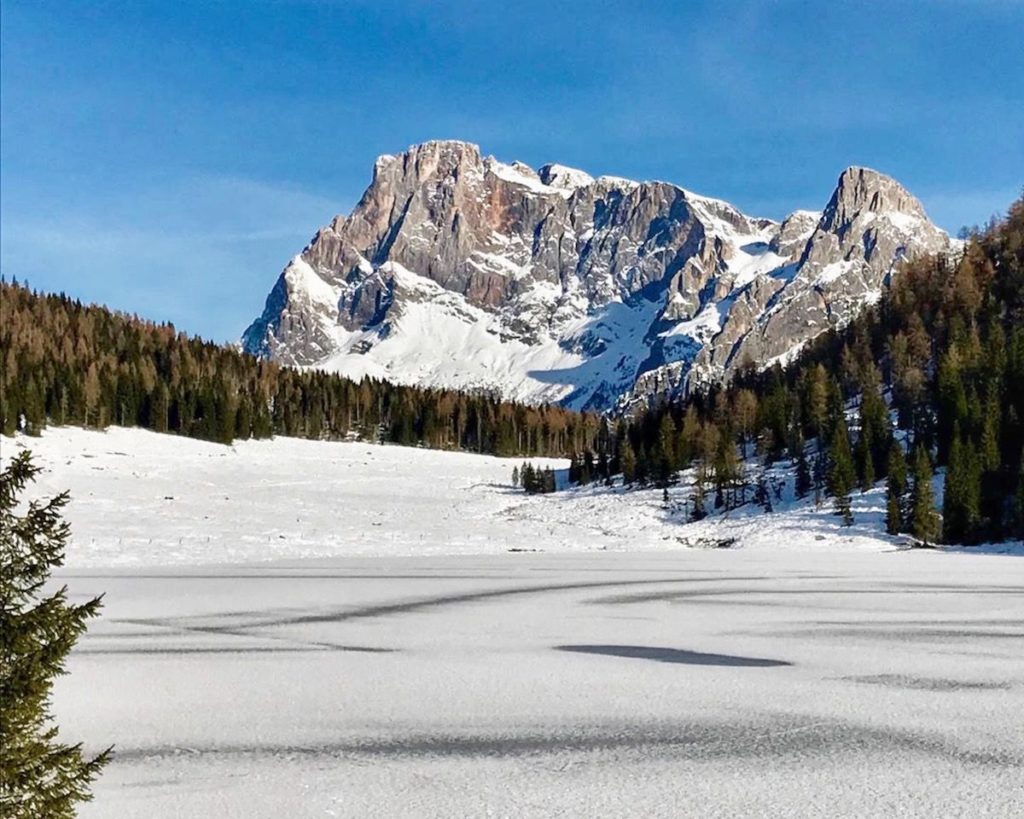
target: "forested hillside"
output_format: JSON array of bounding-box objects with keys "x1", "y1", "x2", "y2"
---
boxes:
[
  {"x1": 4, "y1": 194, "x2": 1022, "y2": 546},
  {"x1": 0, "y1": 283, "x2": 599, "y2": 457},
  {"x1": 599, "y1": 194, "x2": 1024, "y2": 546}
]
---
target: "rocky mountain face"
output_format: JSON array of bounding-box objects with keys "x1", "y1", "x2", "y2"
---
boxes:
[{"x1": 243, "y1": 141, "x2": 954, "y2": 411}]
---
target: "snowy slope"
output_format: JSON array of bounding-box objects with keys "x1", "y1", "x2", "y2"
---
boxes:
[{"x1": 6, "y1": 427, "x2": 1020, "y2": 568}]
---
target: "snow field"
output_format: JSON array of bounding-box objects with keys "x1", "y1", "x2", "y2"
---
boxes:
[
  {"x1": 53, "y1": 551, "x2": 1024, "y2": 817},
  {"x1": 2, "y1": 426, "x2": 989, "y2": 569},
  {"x1": 4, "y1": 427, "x2": 1022, "y2": 816}
]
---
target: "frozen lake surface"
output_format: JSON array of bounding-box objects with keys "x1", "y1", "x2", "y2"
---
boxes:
[{"x1": 57, "y1": 550, "x2": 1024, "y2": 818}]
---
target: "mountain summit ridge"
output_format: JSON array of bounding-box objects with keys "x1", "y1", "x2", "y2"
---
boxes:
[{"x1": 242, "y1": 141, "x2": 954, "y2": 410}]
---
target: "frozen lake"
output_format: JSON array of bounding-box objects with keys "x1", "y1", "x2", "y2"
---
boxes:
[{"x1": 56, "y1": 550, "x2": 1024, "y2": 817}]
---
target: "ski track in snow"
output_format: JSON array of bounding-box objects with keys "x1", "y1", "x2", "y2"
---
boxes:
[{"x1": 2, "y1": 427, "x2": 1023, "y2": 817}]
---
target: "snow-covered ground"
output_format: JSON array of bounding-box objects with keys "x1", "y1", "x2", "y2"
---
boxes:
[
  {"x1": 8, "y1": 426, "x2": 1019, "y2": 567},
  {"x1": 2, "y1": 428, "x2": 1022, "y2": 816},
  {"x1": 53, "y1": 552, "x2": 1024, "y2": 817}
]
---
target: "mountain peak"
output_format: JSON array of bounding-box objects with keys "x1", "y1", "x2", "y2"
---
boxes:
[
  {"x1": 829, "y1": 165, "x2": 928, "y2": 221},
  {"x1": 243, "y1": 144, "x2": 955, "y2": 411},
  {"x1": 538, "y1": 163, "x2": 596, "y2": 190}
]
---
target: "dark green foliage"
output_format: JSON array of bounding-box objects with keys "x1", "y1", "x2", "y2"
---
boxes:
[
  {"x1": 0, "y1": 283, "x2": 597, "y2": 459},
  {"x1": 827, "y1": 417, "x2": 856, "y2": 525},
  {"x1": 519, "y1": 462, "x2": 556, "y2": 494},
  {"x1": 0, "y1": 452, "x2": 110, "y2": 817},
  {"x1": 812, "y1": 449, "x2": 828, "y2": 507},
  {"x1": 910, "y1": 445, "x2": 940, "y2": 545},
  {"x1": 943, "y1": 429, "x2": 982, "y2": 543},
  {"x1": 614, "y1": 192, "x2": 1024, "y2": 546},
  {"x1": 855, "y1": 379, "x2": 889, "y2": 491},
  {"x1": 885, "y1": 442, "x2": 908, "y2": 535},
  {"x1": 1010, "y1": 455, "x2": 1024, "y2": 539},
  {"x1": 793, "y1": 435, "x2": 812, "y2": 500}
]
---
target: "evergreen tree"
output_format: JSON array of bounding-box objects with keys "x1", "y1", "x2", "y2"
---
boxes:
[
  {"x1": 1010, "y1": 454, "x2": 1024, "y2": 539},
  {"x1": 793, "y1": 437, "x2": 812, "y2": 500},
  {"x1": 909, "y1": 445, "x2": 940, "y2": 545},
  {"x1": 521, "y1": 463, "x2": 536, "y2": 493},
  {"x1": 511, "y1": 466, "x2": 519, "y2": 488},
  {"x1": 567, "y1": 452, "x2": 580, "y2": 485},
  {"x1": 597, "y1": 450, "x2": 610, "y2": 483},
  {"x1": 827, "y1": 417, "x2": 856, "y2": 525},
  {"x1": 943, "y1": 430, "x2": 982, "y2": 543},
  {"x1": 542, "y1": 467, "x2": 556, "y2": 493},
  {"x1": 855, "y1": 431, "x2": 875, "y2": 493},
  {"x1": 0, "y1": 452, "x2": 111, "y2": 817},
  {"x1": 634, "y1": 446, "x2": 650, "y2": 486},
  {"x1": 885, "y1": 441, "x2": 907, "y2": 535},
  {"x1": 582, "y1": 450, "x2": 595, "y2": 485},
  {"x1": 812, "y1": 449, "x2": 828, "y2": 508},
  {"x1": 936, "y1": 348, "x2": 968, "y2": 465}
]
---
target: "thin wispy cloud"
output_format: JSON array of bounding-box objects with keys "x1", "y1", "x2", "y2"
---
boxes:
[{"x1": 1, "y1": 174, "x2": 346, "y2": 342}]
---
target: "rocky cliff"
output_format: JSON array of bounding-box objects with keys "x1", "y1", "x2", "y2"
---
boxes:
[{"x1": 243, "y1": 141, "x2": 954, "y2": 411}]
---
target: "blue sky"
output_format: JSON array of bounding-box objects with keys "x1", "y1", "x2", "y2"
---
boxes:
[{"x1": 2, "y1": 1, "x2": 1022, "y2": 342}]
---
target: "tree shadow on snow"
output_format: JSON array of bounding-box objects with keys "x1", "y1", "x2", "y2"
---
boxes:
[{"x1": 555, "y1": 644, "x2": 791, "y2": 667}]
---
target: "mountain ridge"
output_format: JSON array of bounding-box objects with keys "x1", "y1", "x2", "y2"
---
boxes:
[{"x1": 243, "y1": 141, "x2": 954, "y2": 411}]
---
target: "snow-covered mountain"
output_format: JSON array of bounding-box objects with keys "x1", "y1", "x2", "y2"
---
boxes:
[{"x1": 242, "y1": 141, "x2": 954, "y2": 411}]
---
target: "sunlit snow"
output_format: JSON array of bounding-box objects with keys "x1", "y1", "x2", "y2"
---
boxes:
[{"x1": 3, "y1": 428, "x2": 1020, "y2": 818}]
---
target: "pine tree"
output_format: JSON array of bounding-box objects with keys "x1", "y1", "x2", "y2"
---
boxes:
[
  {"x1": 521, "y1": 463, "x2": 535, "y2": 493},
  {"x1": 943, "y1": 433, "x2": 967, "y2": 542},
  {"x1": 0, "y1": 452, "x2": 110, "y2": 817},
  {"x1": 856, "y1": 432, "x2": 875, "y2": 493},
  {"x1": 1010, "y1": 453, "x2": 1024, "y2": 539},
  {"x1": 812, "y1": 448, "x2": 828, "y2": 508},
  {"x1": 885, "y1": 441, "x2": 907, "y2": 535},
  {"x1": 909, "y1": 445, "x2": 940, "y2": 545},
  {"x1": 794, "y1": 437, "x2": 812, "y2": 500},
  {"x1": 943, "y1": 431, "x2": 982, "y2": 544},
  {"x1": 567, "y1": 452, "x2": 580, "y2": 484},
  {"x1": 582, "y1": 450, "x2": 595, "y2": 485},
  {"x1": 542, "y1": 467, "x2": 556, "y2": 494},
  {"x1": 827, "y1": 417, "x2": 855, "y2": 525},
  {"x1": 511, "y1": 466, "x2": 519, "y2": 488}
]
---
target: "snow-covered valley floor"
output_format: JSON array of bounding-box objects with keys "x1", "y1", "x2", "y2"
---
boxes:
[
  {"x1": 11, "y1": 425, "x2": 1017, "y2": 567},
  {"x1": 2, "y1": 428, "x2": 1022, "y2": 816},
  {"x1": 55, "y1": 552, "x2": 1024, "y2": 817}
]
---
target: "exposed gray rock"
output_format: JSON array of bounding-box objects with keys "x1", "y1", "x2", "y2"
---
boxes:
[{"x1": 243, "y1": 142, "x2": 955, "y2": 411}]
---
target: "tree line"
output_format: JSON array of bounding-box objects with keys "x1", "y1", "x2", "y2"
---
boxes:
[
  {"x1": 0, "y1": 281, "x2": 601, "y2": 458},
  {"x1": 6, "y1": 194, "x2": 1024, "y2": 547}
]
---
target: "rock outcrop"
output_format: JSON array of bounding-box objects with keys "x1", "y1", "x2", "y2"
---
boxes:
[{"x1": 243, "y1": 141, "x2": 954, "y2": 411}]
